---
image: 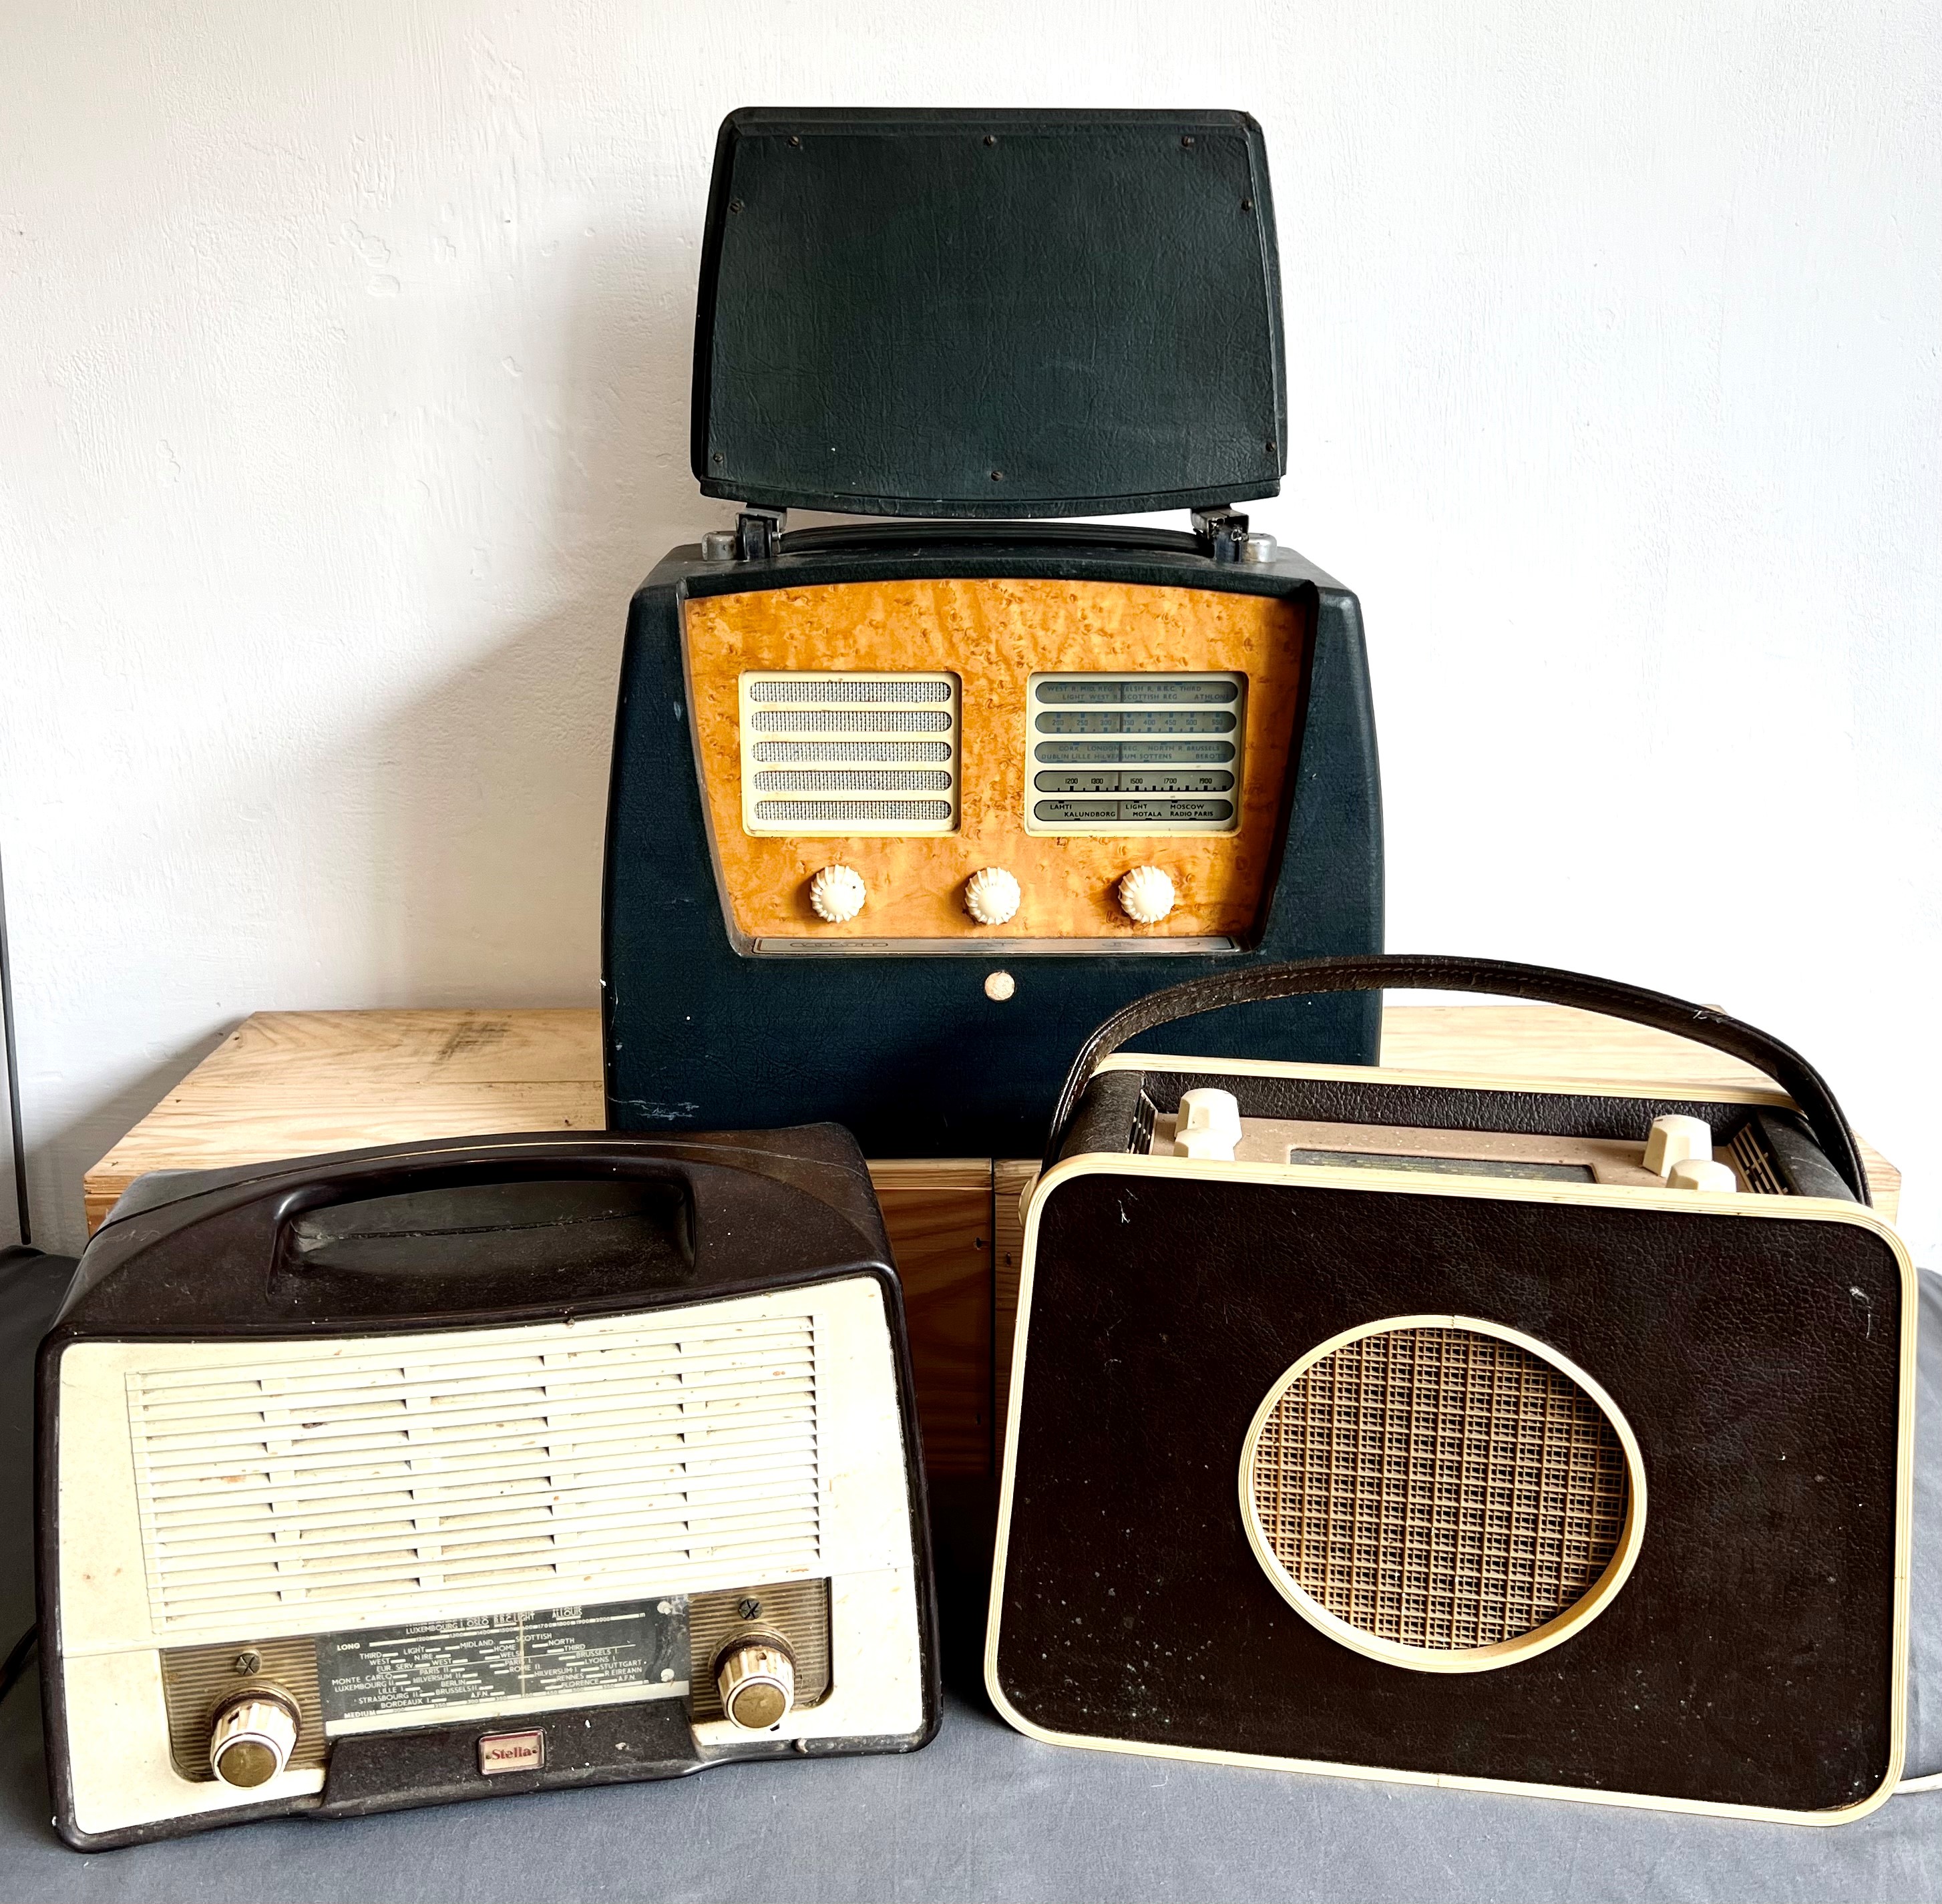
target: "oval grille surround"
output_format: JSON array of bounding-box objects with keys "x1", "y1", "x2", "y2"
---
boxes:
[{"x1": 1242, "y1": 1318, "x2": 1643, "y2": 1672}]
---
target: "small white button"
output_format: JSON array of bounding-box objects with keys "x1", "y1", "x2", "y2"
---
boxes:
[
  {"x1": 984, "y1": 970, "x2": 1016, "y2": 1002},
  {"x1": 1643, "y1": 1114, "x2": 1712, "y2": 1177},
  {"x1": 808, "y1": 864, "x2": 866, "y2": 923},
  {"x1": 1668, "y1": 1157, "x2": 1738, "y2": 1193},
  {"x1": 964, "y1": 867, "x2": 1021, "y2": 926},
  {"x1": 1117, "y1": 866, "x2": 1175, "y2": 925},
  {"x1": 1175, "y1": 1088, "x2": 1241, "y2": 1161}
]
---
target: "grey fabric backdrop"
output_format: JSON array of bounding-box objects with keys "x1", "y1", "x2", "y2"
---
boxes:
[{"x1": 2, "y1": 1246, "x2": 1939, "y2": 1903}]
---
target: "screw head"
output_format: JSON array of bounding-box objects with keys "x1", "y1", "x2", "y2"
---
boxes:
[
  {"x1": 713, "y1": 451, "x2": 725, "y2": 465},
  {"x1": 1241, "y1": 197, "x2": 1253, "y2": 212},
  {"x1": 983, "y1": 134, "x2": 997, "y2": 147},
  {"x1": 787, "y1": 134, "x2": 801, "y2": 148},
  {"x1": 737, "y1": 1597, "x2": 762, "y2": 1621},
  {"x1": 234, "y1": 1651, "x2": 261, "y2": 1676},
  {"x1": 1181, "y1": 136, "x2": 1195, "y2": 150},
  {"x1": 729, "y1": 198, "x2": 744, "y2": 213},
  {"x1": 990, "y1": 469, "x2": 1004, "y2": 481}
]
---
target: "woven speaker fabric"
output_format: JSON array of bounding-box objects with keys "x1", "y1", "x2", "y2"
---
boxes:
[{"x1": 1250, "y1": 1326, "x2": 1629, "y2": 1652}]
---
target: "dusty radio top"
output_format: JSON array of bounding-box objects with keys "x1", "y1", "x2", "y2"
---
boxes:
[{"x1": 604, "y1": 109, "x2": 1385, "y2": 1157}]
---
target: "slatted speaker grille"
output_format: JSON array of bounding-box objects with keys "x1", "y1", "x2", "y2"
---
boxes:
[
  {"x1": 126, "y1": 1314, "x2": 820, "y2": 1637},
  {"x1": 740, "y1": 672, "x2": 959, "y2": 832},
  {"x1": 1249, "y1": 1325, "x2": 1629, "y2": 1653}
]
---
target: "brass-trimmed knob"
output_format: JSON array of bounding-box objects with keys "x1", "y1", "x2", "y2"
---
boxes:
[
  {"x1": 717, "y1": 1638, "x2": 796, "y2": 1731},
  {"x1": 209, "y1": 1691, "x2": 300, "y2": 1787}
]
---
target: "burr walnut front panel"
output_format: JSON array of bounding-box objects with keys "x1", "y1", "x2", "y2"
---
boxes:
[{"x1": 684, "y1": 578, "x2": 1306, "y2": 944}]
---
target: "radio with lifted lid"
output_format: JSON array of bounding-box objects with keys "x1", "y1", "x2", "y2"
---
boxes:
[{"x1": 602, "y1": 108, "x2": 1384, "y2": 1159}]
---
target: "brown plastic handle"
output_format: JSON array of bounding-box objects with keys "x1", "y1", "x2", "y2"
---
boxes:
[{"x1": 1041, "y1": 953, "x2": 1869, "y2": 1203}]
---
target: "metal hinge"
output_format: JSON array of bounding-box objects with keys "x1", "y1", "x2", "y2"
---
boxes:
[
  {"x1": 736, "y1": 506, "x2": 787, "y2": 561},
  {"x1": 1189, "y1": 507, "x2": 1278, "y2": 565},
  {"x1": 702, "y1": 508, "x2": 788, "y2": 564},
  {"x1": 1190, "y1": 506, "x2": 1249, "y2": 562}
]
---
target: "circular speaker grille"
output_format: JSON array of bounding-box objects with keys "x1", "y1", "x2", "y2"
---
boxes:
[{"x1": 1242, "y1": 1318, "x2": 1643, "y2": 1670}]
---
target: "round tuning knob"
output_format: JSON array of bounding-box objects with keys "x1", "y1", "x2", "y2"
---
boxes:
[
  {"x1": 717, "y1": 1638, "x2": 796, "y2": 1730},
  {"x1": 1117, "y1": 865, "x2": 1176, "y2": 925},
  {"x1": 964, "y1": 866, "x2": 1021, "y2": 926},
  {"x1": 808, "y1": 864, "x2": 866, "y2": 923},
  {"x1": 209, "y1": 1691, "x2": 300, "y2": 1788}
]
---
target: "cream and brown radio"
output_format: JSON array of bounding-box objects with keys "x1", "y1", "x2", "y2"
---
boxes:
[
  {"x1": 39, "y1": 1127, "x2": 937, "y2": 1849},
  {"x1": 602, "y1": 109, "x2": 1385, "y2": 1158},
  {"x1": 988, "y1": 956, "x2": 1915, "y2": 1824}
]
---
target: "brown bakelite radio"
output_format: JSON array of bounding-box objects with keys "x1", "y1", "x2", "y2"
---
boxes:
[
  {"x1": 989, "y1": 956, "x2": 1915, "y2": 1824},
  {"x1": 40, "y1": 1129, "x2": 937, "y2": 1848}
]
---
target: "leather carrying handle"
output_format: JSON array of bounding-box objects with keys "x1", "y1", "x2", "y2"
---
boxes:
[{"x1": 1042, "y1": 953, "x2": 1870, "y2": 1203}]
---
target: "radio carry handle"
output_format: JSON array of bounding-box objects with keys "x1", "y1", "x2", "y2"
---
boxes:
[{"x1": 1042, "y1": 952, "x2": 1871, "y2": 1203}]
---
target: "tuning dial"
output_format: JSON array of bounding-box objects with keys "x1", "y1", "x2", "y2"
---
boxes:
[
  {"x1": 964, "y1": 866, "x2": 1021, "y2": 926},
  {"x1": 1643, "y1": 1114, "x2": 1712, "y2": 1178},
  {"x1": 209, "y1": 1691, "x2": 299, "y2": 1788},
  {"x1": 1117, "y1": 866, "x2": 1175, "y2": 925},
  {"x1": 808, "y1": 864, "x2": 866, "y2": 923},
  {"x1": 717, "y1": 1639, "x2": 796, "y2": 1730}
]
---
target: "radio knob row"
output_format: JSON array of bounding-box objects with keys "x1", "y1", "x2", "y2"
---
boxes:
[{"x1": 806, "y1": 864, "x2": 1177, "y2": 926}]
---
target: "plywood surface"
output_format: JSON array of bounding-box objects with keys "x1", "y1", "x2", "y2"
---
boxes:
[
  {"x1": 685, "y1": 579, "x2": 1304, "y2": 942},
  {"x1": 82, "y1": 1003, "x2": 1903, "y2": 1483},
  {"x1": 85, "y1": 1003, "x2": 1901, "y2": 1227}
]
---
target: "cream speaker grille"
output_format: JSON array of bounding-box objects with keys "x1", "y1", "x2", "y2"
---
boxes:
[
  {"x1": 125, "y1": 1313, "x2": 821, "y2": 1636},
  {"x1": 740, "y1": 673, "x2": 959, "y2": 833},
  {"x1": 1241, "y1": 1317, "x2": 1645, "y2": 1672}
]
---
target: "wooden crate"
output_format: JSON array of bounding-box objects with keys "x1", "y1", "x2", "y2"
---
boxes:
[{"x1": 85, "y1": 1006, "x2": 1900, "y2": 1478}]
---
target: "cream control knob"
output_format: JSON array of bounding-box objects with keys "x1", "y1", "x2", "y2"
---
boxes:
[
  {"x1": 717, "y1": 1639, "x2": 795, "y2": 1731},
  {"x1": 1643, "y1": 1114, "x2": 1712, "y2": 1178},
  {"x1": 1668, "y1": 1157, "x2": 1738, "y2": 1193},
  {"x1": 209, "y1": 1692, "x2": 299, "y2": 1788},
  {"x1": 1117, "y1": 866, "x2": 1175, "y2": 926},
  {"x1": 808, "y1": 864, "x2": 866, "y2": 923},
  {"x1": 964, "y1": 866, "x2": 1021, "y2": 926},
  {"x1": 1175, "y1": 1087, "x2": 1242, "y2": 1161}
]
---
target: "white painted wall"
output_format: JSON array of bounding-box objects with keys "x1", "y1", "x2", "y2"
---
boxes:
[{"x1": 3, "y1": 2, "x2": 1938, "y2": 1258}]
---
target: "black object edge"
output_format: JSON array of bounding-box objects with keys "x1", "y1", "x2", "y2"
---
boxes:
[{"x1": 690, "y1": 108, "x2": 1286, "y2": 518}]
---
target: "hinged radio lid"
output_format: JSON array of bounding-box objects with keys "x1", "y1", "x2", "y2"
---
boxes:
[{"x1": 692, "y1": 109, "x2": 1286, "y2": 520}]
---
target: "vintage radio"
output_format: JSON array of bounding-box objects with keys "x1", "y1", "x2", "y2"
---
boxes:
[
  {"x1": 39, "y1": 1127, "x2": 937, "y2": 1849},
  {"x1": 604, "y1": 109, "x2": 1384, "y2": 1158},
  {"x1": 988, "y1": 956, "x2": 1915, "y2": 1823}
]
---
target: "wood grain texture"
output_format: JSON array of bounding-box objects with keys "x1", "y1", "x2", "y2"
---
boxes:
[
  {"x1": 992, "y1": 1159, "x2": 1038, "y2": 1467},
  {"x1": 869, "y1": 1161, "x2": 993, "y2": 1477},
  {"x1": 1375, "y1": 1005, "x2": 1899, "y2": 1218},
  {"x1": 684, "y1": 579, "x2": 1304, "y2": 942}
]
